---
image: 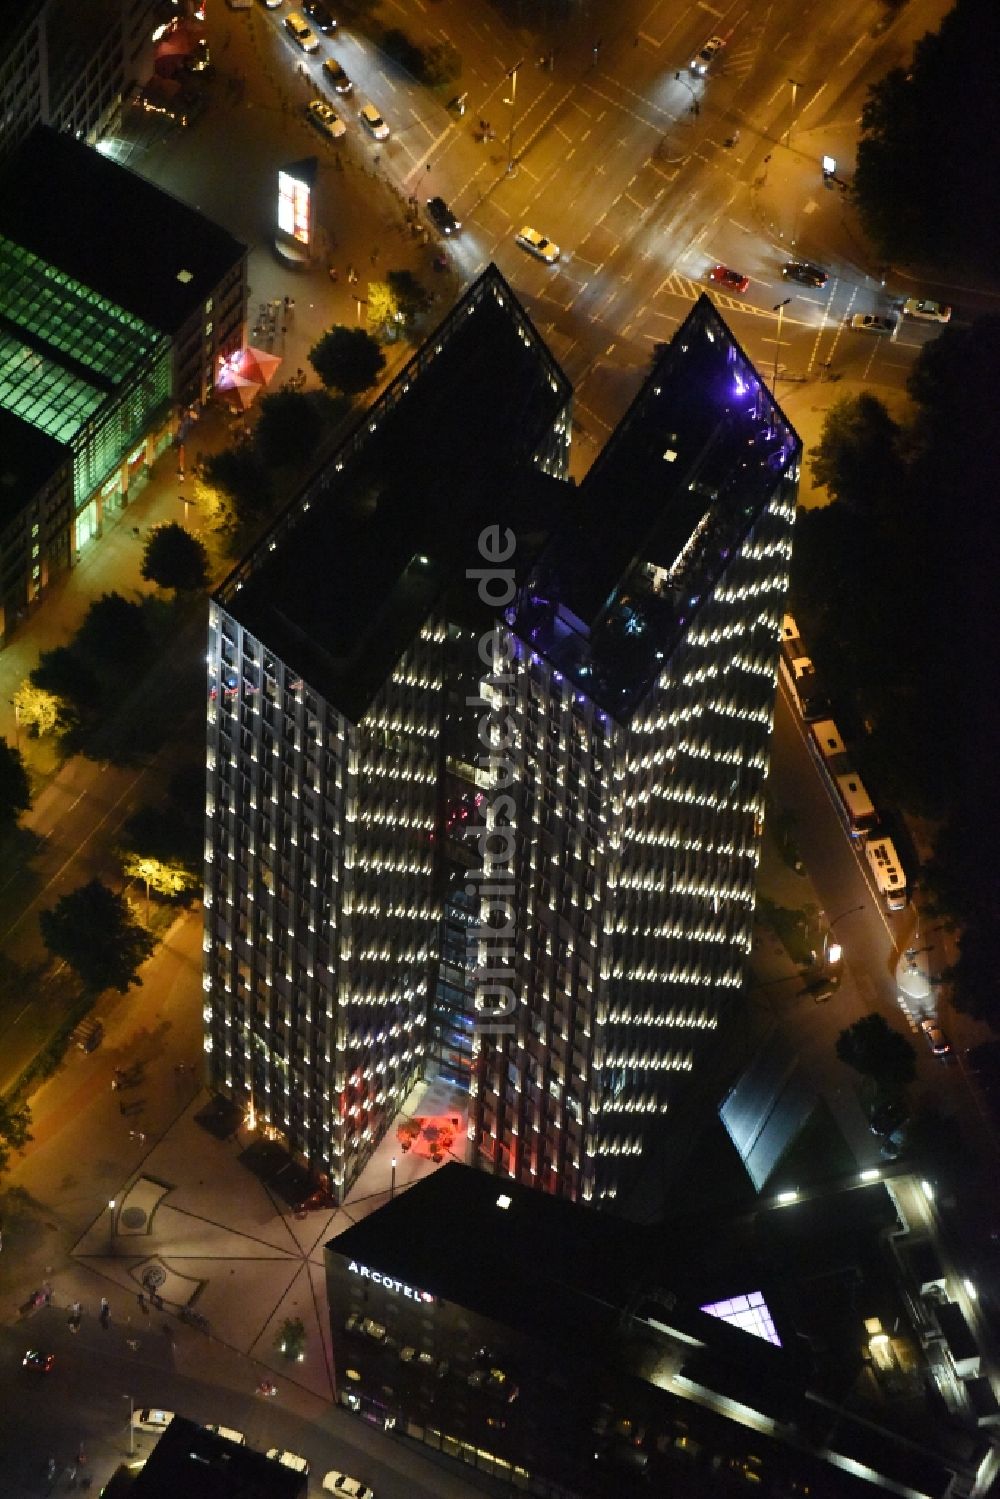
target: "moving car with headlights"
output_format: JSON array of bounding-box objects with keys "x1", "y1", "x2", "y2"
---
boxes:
[
  {"x1": 268, "y1": 1449, "x2": 311, "y2": 1475},
  {"x1": 323, "y1": 1473, "x2": 375, "y2": 1499},
  {"x1": 322, "y1": 57, "x2": 352, "y2": 93},
  {"x1": 902, "y1": 297, "x2": 951, "y2": 324},
  {"x1": 515, "y1": 226, "x2": 560, "y2": 263},
  {"x1": 782, "y1": 261, "x2": 828, "y2": 288},
  {"x1": 306, "y1": 99, "x2": 346, "y2": 140},
  {"x1": 133, "y1": 1409, "x2": 175, "y2": 1433},
  {"x1": 304, "y1": 0, "x2": 336, "y2": 29},
  {"x1": 359, "y1": 102, "x2": 389, "y2": 140},
  {"x1": 708, "y1": 264, "x2": 749, "y2": 294},
  {"x1": 849, "y1": 313, "x2": 897, "y2": 335},
  {"x1": 285, "y1": 12, "x2": 319, "y2": 51},
  {"x1": 691, "y1": 36, "x2": 725, "y2": 75},
  {"x1": 22, "y1": 1349, "x2": 55, "y2": 1374},
  {"x1": 920, "y1": 1018, "x2": 952, "y2": 1058},
  {"x1": 427, "y1": 196, "x2": 460, "y2": 235}
]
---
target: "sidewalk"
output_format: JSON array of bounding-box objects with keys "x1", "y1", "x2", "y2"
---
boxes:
[{"x1": 750, "y1": 820, "x2": 877, "y2": 1169}]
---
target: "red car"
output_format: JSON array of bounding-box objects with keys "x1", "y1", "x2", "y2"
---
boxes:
[{"x1": 708, "y1": 264, "x2": 750, "y2": 294}]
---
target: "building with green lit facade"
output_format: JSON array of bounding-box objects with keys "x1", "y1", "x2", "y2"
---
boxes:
[{"x1": 0, "y1": 125, "x2": 247, "y2": 643}]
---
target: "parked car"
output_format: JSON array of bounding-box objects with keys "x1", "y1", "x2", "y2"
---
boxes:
[
  {"x1": 22, "y1": 1349, "x2": 55, "y2": 1374},
  {"x1": 204, "y1": 1424, "x2": 245, "y2": 1445},
  {"x1": 691, "y1": 36, "x2": 725, "y2": 74},
  {"x1": 322, "y1": 57, "x2": 352, "y2": 94},
  {"x1": 359, "y1": 102, "x2": 389, "y2": 140},
  {"x1": 708, "y1": 264, "x2": 750, "y2": 294},
  {"x1": 869, "y1": 1099, "x2": 908, "y2": 1137},
  {"x1": 515, "y1": 226, "x2": 560, "y2": 263},
  {"x1": 902, "y1": 297, "x2": 951, "y2": 324},
  {"x1": 133, "y1": 1409, "x2": 175, "y2": 1433},
  {"x1": 426, "y1": 196, "x2": 460, "y2": 235},
  {"x1": 267, "y1": 1449, "x2": 311, "y2": 1475},
  {"x1": 920, "y1": 1018, "x2": 952, "y2": 1058},
  {"x1": 849, "y1": 313, "x2": 897, "y2": 335},
  {"x1": 306, "y1": 99, "x2": 346, "y2": 140},
  {"x1": 323, "y1": 1472, "x2": 375, "y2": 1499},
  {"x1": 782, "y1": 261, "x2": 828, "y2": 288},
  {"x1": 304, "y1": 0, "x2": 336, "y2": 30}
]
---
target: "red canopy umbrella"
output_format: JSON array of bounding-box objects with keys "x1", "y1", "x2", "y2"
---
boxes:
[
  {"x1": 238, "y1": 346, "x2": 283, "y2": 386},
  {"x1": 216, "y1": 369, "x2": 259, "y2": 410}
]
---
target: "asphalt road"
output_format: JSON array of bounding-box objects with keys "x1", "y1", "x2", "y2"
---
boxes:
[{"x1": 0, "y1": 1313, "x2": 496, "y2": 1499}]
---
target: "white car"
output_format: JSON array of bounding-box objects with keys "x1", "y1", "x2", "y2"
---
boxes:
[
  {"x1": 359, "y1": 102, "x2": 390, "y2": 141},
  {"x1": 132, "y1": 1408, "x2": 174, "y2": 1433},
  {"x1": 204, "y1": 1424, "x2": 245, "y2": 1445},
  {"x1": 284, "y1": 12, "x2": 319, "y2": 52},
  {"x1": 849, "y1": 313, "x2": 897, "y2": 336},
  {"x1": 902, "y1": 297, "x2": 952, "y2": 324},
  {"x1": 307, "y1": 99, "x2": 347, "y2": 141},
  {"x1": 323, "y1": 1472, "x2": 375, "y2": 1499},
  {"x1": 691, "y1": 36, "x2": 725, "y2": 75},
  {"x1": 515, "y1": 226, "x2": 560, "y2": 264},
  {"x1": 267, "y1": 1449, "x2": 311, "y2": 1476}
]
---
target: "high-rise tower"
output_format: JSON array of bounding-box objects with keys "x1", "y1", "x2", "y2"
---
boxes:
[{"x1": 203, "y1": 269, "x2": 799, "y2": 1205}]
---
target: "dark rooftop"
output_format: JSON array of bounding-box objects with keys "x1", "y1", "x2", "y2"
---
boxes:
[
  {"x1": 0, "y1": 408, "x2": 68, "y2": 530},
  {"x1": 513, "y1": 295, "x2": 800, "y2": 718},
  {"x1": 128, "y1": 1417, "x2": 305, "y2": 1499},
  {"x1": 0, "y1": 126, "x2": 247, "y2": 336},
  {"x1": 222, "y1": 267, "x2": 572, "y2": 717},
  {"x1": 328, "y1": 1165, "x2": 959, "y2": 1499}
]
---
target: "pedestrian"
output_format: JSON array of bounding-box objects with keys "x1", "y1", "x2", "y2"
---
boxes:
[
  {"x1": 138, "y1": 1292, "x2": 147, "y2": 1313},
  {"x1": 77, "y1": 1446, "x2": 87, "y2": 1466},
  {"x1": 289, "y1": 298, "x2": 295, "y2": 313},
  {"x1": 329, "y1": 267, "x2": 338, "y2": 282},
  {"x1": 46, "y1": 1458, "x2": 56, "y2": 1481}
]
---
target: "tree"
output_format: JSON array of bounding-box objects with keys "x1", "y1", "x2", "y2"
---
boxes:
[
  {"x1": 852, "y1": 0, "x2": 1000, "y2": 275},
  {"x1": 122, "y1": 851, "x2": 199, "y2": 921},
  {"x1": 75, "y1": 593, "x2": 150, "y2": 677},
  {"x1": 836, "y1": 1014, "x2": 916, "y2": 1093},
  {"x1": 809, "y1": 393, "x2": 903, "y2": 518},
  {"x1": 120, "y1": 801, "x2": 201, "y2": 875},
  {"x1": 39, "y1": 880, "x2": 156, "y2": 993},
  {"x1": 203, "y1": 446, "x2": 274, "y2": 524},
  {"x1": 366, "y1": 280, "x2": 403, "y2": 341},
  {"x1": 422, "y1": 40, "x2": 462, "y2": 88},
  {"x1": 255, "y1": 389, "x2": 324, "y2": 468},
  {"x1": 309, "y1": 326, "x2": 385, "y2": 396},
  {"x1": 386, "y1": 269, "x2": 432, "y2": 324},
  {"x1": 276, "y1": 1316, "x2": 306, "y2": 1361},
  {"x1": 31, "y1": 647, "x2": 100, "y2": 722},
  {"x1": 0, "y1": 739, "x2": 30, "y2": 827},
  {"x1": 0, "y1": 1094, "x2": 32, "y2": 1178},
  {"x1": 140, "y1": 522, "x2": 209, "y2": 594},
  {"x1": 12, "y1": 681, "x2": 60, "y2": 738}
]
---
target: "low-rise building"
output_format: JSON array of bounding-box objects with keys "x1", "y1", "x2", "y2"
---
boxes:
[{"x1": 0, "y1": 124, "x2": 247, "y2": 642}]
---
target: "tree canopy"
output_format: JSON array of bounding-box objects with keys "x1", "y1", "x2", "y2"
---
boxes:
[
  {"x1": 0, "y1": 739, "x2": 30, "y2": 827},
  {"x1": 255, "y1": 389, "x2": 324, "y2": 468},
  {"x1": 141, "y1": 522, "x2": 209, "y2": 593},
  {"x1": 853, "y1": 0, "x2": 1000, "y2": 275},
  {"x1": 836, "y1": 1014, "x2": 916, "y2": 1093},
  {"x1": 0, "y1": 1094, "x2": 32, "y2": 1178},
  {"x1": 12, "y1": 681, "x2": 61, "y2": 738},
  {"x1": 202, "y1": 446, "x2": 274, "y2": 525},
  {"x1": 386, "y1": 269, "x2": 432, "y2": 323},
  {"x1": 792, "y1": 315, "x2": 1000, "y2": 1020},
  {"x1": 309, "y1": 325, "x2": 386, "y2": 396},
  {"x1": 39, "y1": 880, "x2": 156, "y2": 993}
]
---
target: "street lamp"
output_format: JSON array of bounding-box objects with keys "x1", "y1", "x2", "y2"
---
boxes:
[
  {"x1": 771, "y1": 299, "x2": 791, "y2": 394},
  {"x1": 503, "y1": 58, "x2": 524, "y2": 176},
  {"x1": 821, "y1": 903, "x2": 865, "y2": 966},
  {"x1": 124, "y1": 1393, "x2": 134, "y2": 1457},
  {"x1": 785, "y1": 78, "x2": 804, "y2": 145},
  {"x1": 8, "y1": 698, "x2": 20, "y2": 752},
  {"x1": 390, "y1": 1156, "x2": 397, "y2": 1201}
]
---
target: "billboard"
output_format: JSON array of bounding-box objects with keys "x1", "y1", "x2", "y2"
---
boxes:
[{"x1": 276, "y1": 157, "x2": 317, "y2": 256}]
